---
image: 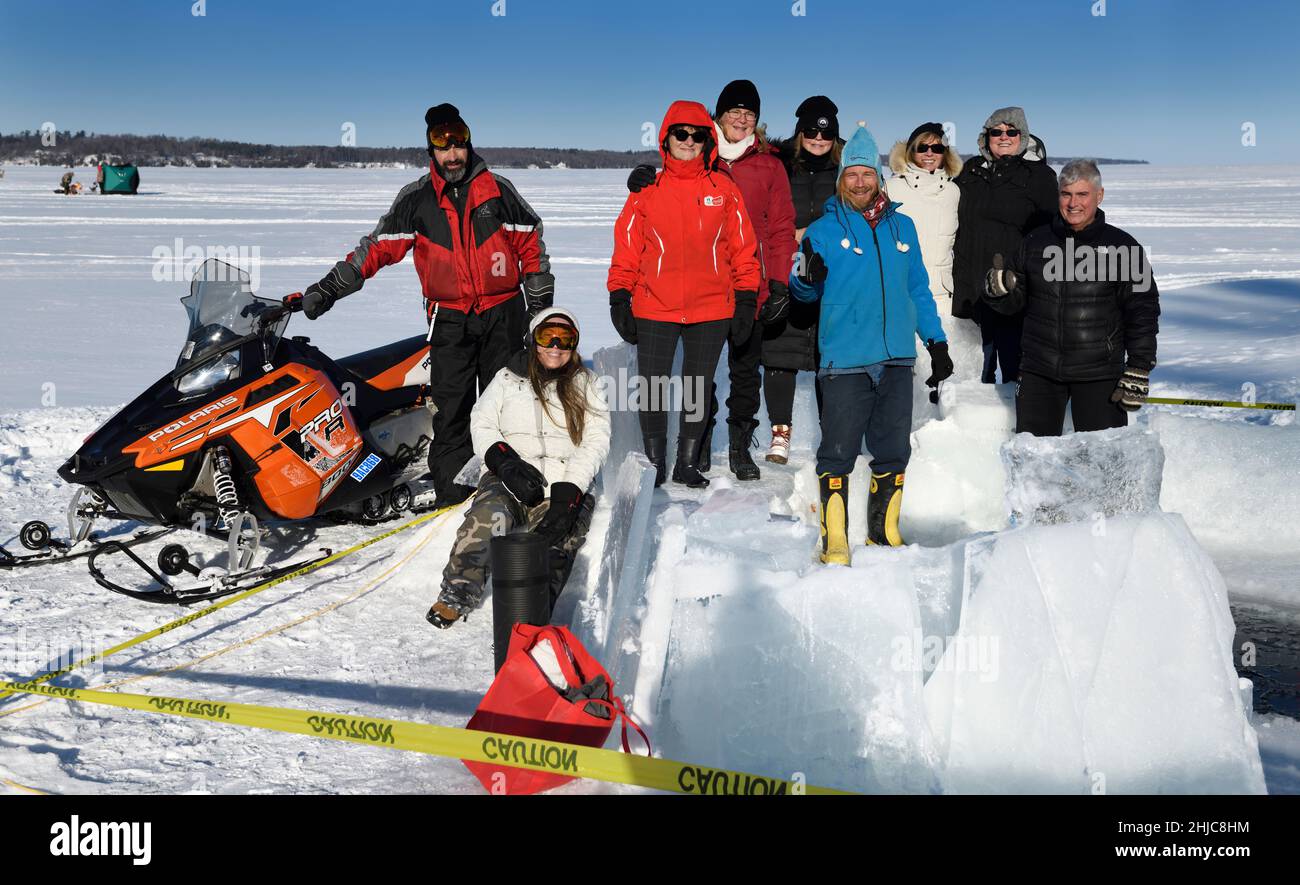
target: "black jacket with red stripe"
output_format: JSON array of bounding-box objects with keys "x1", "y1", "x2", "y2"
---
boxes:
[{"x1": 329, "y1": 154, "x2": 550, "y2": 315}]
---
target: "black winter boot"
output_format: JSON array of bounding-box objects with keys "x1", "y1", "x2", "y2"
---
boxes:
[
  {"x1": 644, "y1": 436, "x2": 667, "y2": 488},
  {"x1": 866, "y1": 470, "x2": 906, "y2": 546},
  {"x1": 728, "y1": 420, "x2": 761, "y2": 481},
  {"x1": 672, "y1": 435, "x2": 710, "y2": 488},
  {"x1": 696, "y1": 391, "x2": 719, "y2": 473}
]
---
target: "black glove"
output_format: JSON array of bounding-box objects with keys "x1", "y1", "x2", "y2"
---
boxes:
[
  {"x1": 984, "y1": 252, "x2": 1018, "y2": 298},
  {"x1": 483, "y1": 441, "x2": 547, "y2": 507},
  {"x1": 532, "y1": 481, "x2": 584, "y2": 548},
  {"x1": 759, "y1": 280, "x2": 790, "y2": 324},
  {"x1": 731, "y1": 290, "x2": 757, "y2": 345},
  {"x1": 925, "y1": 339, "x2": 954, "y2": 388},
  {"x1": 301, "y1": 262, "x2": 362, "y2": 320},
  {"x1": 522, "y1": 272, "x2": 555, "y2": 318},
  {"x1": 798, "y1": 238, "x2": 828, "y2": 286},
  {"x1": 609, "y1": 289, "x2": 638, "y2": 344},
  {"x1": 1110, "y1": 366, "x2": 1150, "y2": 412},
  {"x1": 627, "y1": 164, "x2": 658, "y2": 193}
]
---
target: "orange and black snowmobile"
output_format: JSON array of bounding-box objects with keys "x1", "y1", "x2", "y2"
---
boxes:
[{"x1": 2, "y1": 260, "x2": 440, "y2": 602}]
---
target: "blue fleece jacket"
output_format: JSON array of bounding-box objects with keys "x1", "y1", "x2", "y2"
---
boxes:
[{"x1": 789, "y1": 195, "x2": 946, "y2": 370}]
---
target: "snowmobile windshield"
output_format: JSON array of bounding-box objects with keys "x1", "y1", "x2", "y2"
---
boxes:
[{"x1": 176, "y1": 259, "x2": 288, "y2": 371}]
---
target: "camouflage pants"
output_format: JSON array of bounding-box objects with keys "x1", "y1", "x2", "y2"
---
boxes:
[{"x1": 440, "y1": 473, "x2": 596, "y2": 612}]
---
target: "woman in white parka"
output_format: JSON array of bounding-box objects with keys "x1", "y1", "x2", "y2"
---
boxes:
[
  {"x1": 427, "y1": 307, "x2": 611, "y2": 628},
  {"x1": 887, "y1": 122, "x2": 961, "y2": 318}
]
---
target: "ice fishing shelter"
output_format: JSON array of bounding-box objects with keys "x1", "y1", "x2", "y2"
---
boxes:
[{"x1": 101, "y1": 164, "x2": 140, "y2": 195}]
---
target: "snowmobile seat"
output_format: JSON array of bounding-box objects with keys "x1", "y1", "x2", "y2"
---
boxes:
[{"x1": 336, "y1": 335, "x2": 429, "y2": 387}]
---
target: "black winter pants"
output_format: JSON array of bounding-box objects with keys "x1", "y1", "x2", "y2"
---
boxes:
[
  {"x1": 815, "y1": 366, "x2": 913, "y2": 476},
  {"x1": 1015, "y1": 371, "x2": 1128, "y2": 436},
  {"x1": 975, "y1": 301, "x2": 1023, "y2": 384},
  {"x1": 634, "y1": 318, "x2": 729, "y2": 441},
  {"x1": 763, "y1": 367, "x2": 823, "y2": 427},
  {"x1": 722, "y1": 325, "x2": 763, "y2": 429},
  {"x1": 426, "y1": 297, "x2": 526, "y2": 496}
]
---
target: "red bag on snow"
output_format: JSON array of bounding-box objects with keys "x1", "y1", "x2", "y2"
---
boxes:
[{"x1": 464, "y1": 623, "x2": 650, "y2": 795}]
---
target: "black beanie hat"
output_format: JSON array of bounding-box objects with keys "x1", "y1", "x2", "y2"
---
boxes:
[
  {"x1": 795, "y1": 95, "x2": 839, "y2": 139},
  {"x1": 425, "y1": 103, "x2": 470, "y2": 156},
  {"x1": 906, "y1": 121, "x2": 946, "y2": 146},
  {"x1": 715, "y1": 79, "x2": 761, "y2": 120}
]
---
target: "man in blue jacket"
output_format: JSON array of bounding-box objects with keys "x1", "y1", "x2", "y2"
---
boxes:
[{"x1": 789, "y1": 123, "x2": 953, "y2": 563}]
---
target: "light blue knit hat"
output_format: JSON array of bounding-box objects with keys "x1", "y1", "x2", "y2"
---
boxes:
[{"x1": 839, "y1": 121, "x2": 882, "y2": 181}]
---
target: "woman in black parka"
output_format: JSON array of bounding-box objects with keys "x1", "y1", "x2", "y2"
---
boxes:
[
  {"x1": 760, "y1": 95, "x2": 842, "y2": 464},
  {"x1": 952, "y1": 106, "x2": 1058, "y2": 384}
]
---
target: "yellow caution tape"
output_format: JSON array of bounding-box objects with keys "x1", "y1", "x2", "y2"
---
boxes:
[
  {"x1": 1, "y1": 777, "x2": 48, "y2": 795},
  {"x1": 0, "y1": 679, "x2": 851, "y2": 795},
  {"x1": 1147, "y1": 396, "x2": 1295, "y2": 411},
  {"x1": 0, "y1": 504, "x2": 460, "y2": 704},
  {"x1": 0, "y1": 515, "x2": 441, "y2": 721}
]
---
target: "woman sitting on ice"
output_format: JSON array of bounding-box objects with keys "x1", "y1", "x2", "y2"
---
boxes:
[{"x1": 426, "y1": 308, "x2": 611, "y2": 628}]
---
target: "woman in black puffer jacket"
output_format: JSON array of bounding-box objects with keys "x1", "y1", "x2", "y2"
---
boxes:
[
  {"x1": 952, "y1": 106, "x2": 1058, "y2": 384},
  {"x1": 760, "y1": 95, "x2": 842, "y2": 465}
]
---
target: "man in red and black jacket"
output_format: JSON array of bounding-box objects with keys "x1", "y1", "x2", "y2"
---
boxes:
[{"x1": 298, "y1": 103, "x2": 553, "y2": 508}]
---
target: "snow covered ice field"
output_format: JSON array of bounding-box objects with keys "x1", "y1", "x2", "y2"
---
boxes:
[{"x1": 0, "y1": 164, "x2": 1298, "y2": 794}]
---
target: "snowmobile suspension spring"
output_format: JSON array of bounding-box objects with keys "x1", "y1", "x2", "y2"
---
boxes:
[{"x1": 212, "y1": 446, "x2": 241, "y2": 529}]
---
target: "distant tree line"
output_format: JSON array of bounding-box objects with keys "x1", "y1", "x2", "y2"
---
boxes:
[{"x1": 0, "y1": 130, "x2": 1146, "y2": 169}]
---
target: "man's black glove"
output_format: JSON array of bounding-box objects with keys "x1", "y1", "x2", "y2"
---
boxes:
[
  {"x1": 522, "y1": 272, "x2": 555, "y2": 318},
  {"x1": 627, "y1": 164, "x2": 658, "y2": 193},
  {"x1": 301, "y1": 262, "x2": 362, "y2": 320},
  {"x1": 925, "y1": 339, "x2": 954, "y2": 387},
  {"x1": 731, "y1": 290, "x2": 757, "y2": 345},
  {"x1": 798, "y1": 238, "x2": 828, "y2": 286},
  {"x1": 609, "y1": 289, "x2": 638, "y2": 344},
  {"x1": 759, "y1": 280, "x2": 790, "y2": 324},
  {"x1": 984, "y1": 252, "x2": 1018, "y2": 298},
  {"x1": 484, "y1": 441, "x2": 547, "y2": 507},
  {"x1": 1110, "y1": 366, "x2": 1150, "y2": 412},
  {"x1": 532, "y1": 481, "x2": 584, "y2": 548}
]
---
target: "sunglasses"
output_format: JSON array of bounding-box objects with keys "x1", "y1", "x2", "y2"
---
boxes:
[
  {"x1": 429, "y1": 123, "x2": 471, "y2": 150},
  {"x1": 533, "y1": 324, "x2": 579, "y2": 350},
  {"x1": 801, "y1": 127, "x2": 833, "y2": 140},
  {"x1": 914, "y1": 143, "x2": 946, "y2": 154},
  {"x1": 668, "y1": 128, "x2": 709, "y2": 144},
  {"x1": 987, "y1": 127, "x2": 1021, "y2": 138}
]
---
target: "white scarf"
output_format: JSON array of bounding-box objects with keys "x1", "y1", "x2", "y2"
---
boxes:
[{"x1": 715, "y1": 123, "x2": 755, "y2": 162}]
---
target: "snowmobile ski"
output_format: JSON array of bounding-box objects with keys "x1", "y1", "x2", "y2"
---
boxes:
[
  {"x1": 0, "y1": 523, "x2": 175, "y2": 570},
  {"x1": 86, "y1": 540, "x2": 334, "y2": 605}
]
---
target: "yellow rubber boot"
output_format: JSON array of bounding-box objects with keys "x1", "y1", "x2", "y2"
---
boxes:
[
  {"x1": 818, "y1": 473, "x2": 851, "y2": 565},
  {"x1": 867, "y1": 471, "x2": 905, "y2": 547}
]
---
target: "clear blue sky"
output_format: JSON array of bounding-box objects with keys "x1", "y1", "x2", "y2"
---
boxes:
[{"x1": 2, "y1": 0, "x2": 1296, "y2": 164}]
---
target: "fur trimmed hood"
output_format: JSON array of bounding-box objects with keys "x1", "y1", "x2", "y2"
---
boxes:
[{"x1": 888, "y1": 140, "x2": 962, "y2": 177}]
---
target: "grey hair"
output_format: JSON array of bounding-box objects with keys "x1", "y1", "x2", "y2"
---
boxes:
[{"x1": 1059, "y1": 159, "x2": 1103, "y2": 189}]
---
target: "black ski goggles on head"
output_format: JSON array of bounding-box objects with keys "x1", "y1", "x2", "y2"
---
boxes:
[
  {"x1": 429, "y1": 123, "x2": 471, "y2": 150},
  {"x1": 533, "y1": 323, "x2": 579, "y2": 350},
  {"x1": 668, "y1": 127, "x2": 709, "y2": 144},
  {"x1": 986, "y1": 127, "x2": 1021, "y2": 138}
]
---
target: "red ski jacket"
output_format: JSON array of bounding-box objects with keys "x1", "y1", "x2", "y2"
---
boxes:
[
  {"x1": 336, "y1": 155, "x2": 549, "y2": 315},
  {"x1": 717, "y1": 137, "x2": 796, "y2": 306},
  {"x1": 607, "y1": 100, "x2": 760, "y2": 324}
]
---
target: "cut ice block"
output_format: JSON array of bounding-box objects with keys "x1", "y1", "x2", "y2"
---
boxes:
[
  {"x1": 685, "y1": 488, "x2": 818, "y2": 573},
  {"x1": 925, "y1": 513, "x2": 1265, "y2": 794},
  {"x1": 1002, "y1": 424, "x2": 1164, "y2": 528}
]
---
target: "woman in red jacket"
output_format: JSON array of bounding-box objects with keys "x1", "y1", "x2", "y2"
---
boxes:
[{"x1": 608, "y1": 100, "x2": 761, "y2": 489}]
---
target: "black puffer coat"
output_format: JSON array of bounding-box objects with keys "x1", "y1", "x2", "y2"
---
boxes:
[
  {"x1": 951, "y1": 135, "x2": 1058, "y2": 319},
  {"x1": 761, "y1": 138, "x2": 840, "y2": 372},
  {"x1": 985, "y1": 209, "x2": 1159, "y2": 382}
]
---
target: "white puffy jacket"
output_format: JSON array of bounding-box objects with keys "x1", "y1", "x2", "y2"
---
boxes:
[
  {"x1": 886, "y1": 163, "x2": 961, "y2": 311},
  {"x1": 470, "y1": 355, "x2": 611, "y2": 491}
]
